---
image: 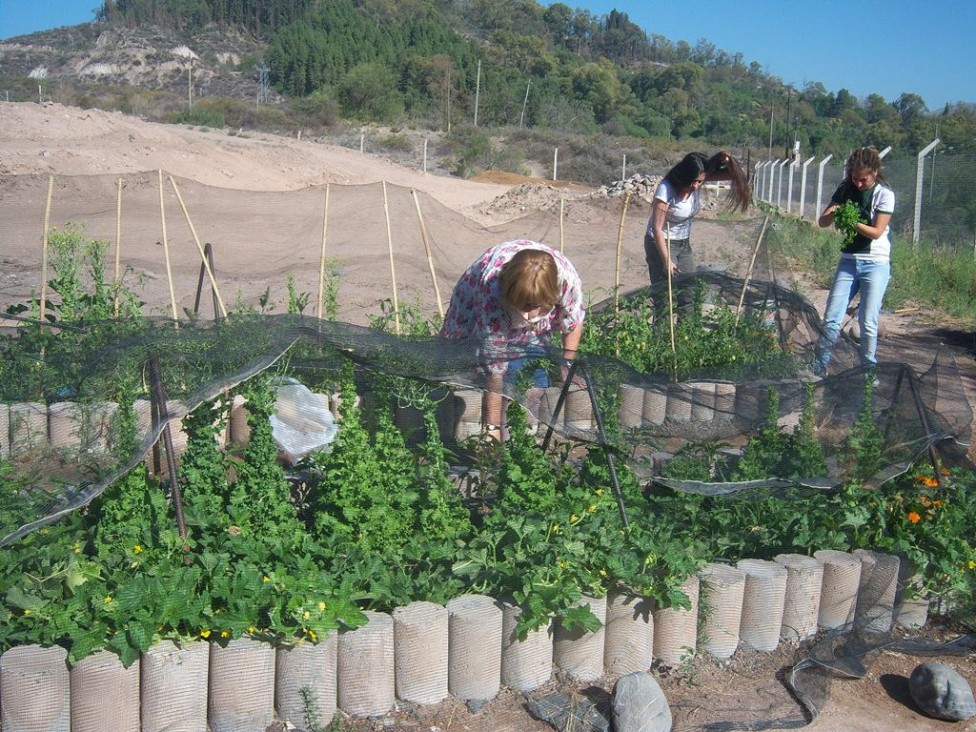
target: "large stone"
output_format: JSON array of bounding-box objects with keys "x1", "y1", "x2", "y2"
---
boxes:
[
  {"x1": 611, "y1": 671, "x2": 672, "y2": 732},
  {"x1": 908, "y1": 662, "x2": 976, "y2": 721}
]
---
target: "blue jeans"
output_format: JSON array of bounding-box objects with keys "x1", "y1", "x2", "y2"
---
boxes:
[
  {"x1": 503, "y1": 345, "x2": 550, "y2": 388},
  {"x1": 816, "y1": 257, "x2": 890, "y2": 371}
]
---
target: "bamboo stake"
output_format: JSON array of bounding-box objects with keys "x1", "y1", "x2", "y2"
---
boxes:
[
  {"x1": 412, "y1": 188, "x2": 444, "y2": 319},
  {"x1": 559, "y1": 196, "x2": 565, "y2": 253},
  {"x1": 114, "y1": 177, "x2": 123, "y2": 317},
  {"x1": 169, "y1": 176, "x2": 227, "y2": 319},
  {"x1": 383, "y1": 181, "x2": 400, "y2": 335},
  {"x1": 39, "y1": 175, "x2": 54, "y2": 324},
  {"x1": 158, "y1": 170, "x2": 180, "y2": 322},
  {"x1": 666, "y1": 230, "x2": 676, "y2": 376},
  {"x1": 734, "y1": 214, "x2": 770, "y2": 329},
  {"x1": 317, "y1": 184, "x2": 331, "y2": 320},
  {"x1": 613, "y1": 190, "x2": 632, "y2": 314}
]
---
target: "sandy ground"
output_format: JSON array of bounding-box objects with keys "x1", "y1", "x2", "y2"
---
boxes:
[{"x1": 1, "y1": 102, "x2": 974, "y2": 731}]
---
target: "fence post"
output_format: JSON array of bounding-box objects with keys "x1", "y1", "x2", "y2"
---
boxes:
[
  {"x1": 799, "y1": 155, "x2": 816, "y2": 220},
  {"x1": 913, "y1": 139, "x2": 940, "y2": 245},
  {"x1": 766, "y1": 160, "x2": 779, "y2": 203},
  {"x1": 553, "y1": 148, "x2": 558, "y2": 181},
  {"x1": 815, "y1": 155, "x2": 833, "y2": 222},
  {"x1": 775, "y1": 159, "x2": 789, "y2": 209},
  {"x1": 786, "y1": 159, "x2": 797, "y2": 213}
]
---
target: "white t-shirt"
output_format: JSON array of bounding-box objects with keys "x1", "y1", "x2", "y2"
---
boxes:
[{"x1": 645, "y1": 178, "x2": 701, "y2": 241}]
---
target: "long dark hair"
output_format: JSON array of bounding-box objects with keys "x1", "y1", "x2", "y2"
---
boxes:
[{"x1": 665, "y1": 151, "x2": 751, "y2": 213}]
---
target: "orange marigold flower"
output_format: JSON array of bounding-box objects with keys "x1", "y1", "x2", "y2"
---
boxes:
[
  {"x1": 907, "y1": 511, "x2": 921, "y2": 524},
  {"x1": 915, "y1": 475, "x2": 938, "y2": 488}
]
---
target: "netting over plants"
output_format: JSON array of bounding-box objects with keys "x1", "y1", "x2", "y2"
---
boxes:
[{"x1": 1, "y1": 171, "x2": 973, "y2": 729}]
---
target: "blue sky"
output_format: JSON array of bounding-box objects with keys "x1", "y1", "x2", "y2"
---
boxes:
[{"x1": 2, "y1": 0, "x2": 972, "y2": 109}]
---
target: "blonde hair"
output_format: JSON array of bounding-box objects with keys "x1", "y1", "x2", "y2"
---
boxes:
[{"x1": 499, "y1": 249, "x2": 559, "y2": 310}]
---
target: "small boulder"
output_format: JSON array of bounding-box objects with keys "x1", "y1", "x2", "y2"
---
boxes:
[
  {"x1": 908, "y1": 662, "x2": 976, "y2": 721},
  {"x1": 612, "y1": 671, "x2": 672, "y2": 732}
]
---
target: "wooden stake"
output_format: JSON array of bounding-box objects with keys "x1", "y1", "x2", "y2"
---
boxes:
[
  {"x1": 613, "y1": 190, "x2": 632, "y2": 314},
  {"x1": 158, "y1": 170, "x2": 179, "y2": 322},
  {"x1": 114, "y1": 177, "x2": 123, "y2": 317},
  {"x1": 735, "y1": 215, "x2": 770, "y2": 329},
  {"x1": 317, "y1": 183, "x2": 330, "y2": 320},
  {"x1": 559, "y1": 196, "x2": 565, "y2": 253},
  {"x1": 169, "y1": 176, "x2": 227, "y2": 319},
  {"x1": 383, "y1": 181, "x2": 400, "y2": 335},
  {"x1": 39, "y1": 175, "x2": 54, "y2": 324},
  {"x1": 412, "y1": 188, "x2": 444, "y2": 319},
  {"x1": 666, "y1": 230, "x2": 676, "y2": 374}
]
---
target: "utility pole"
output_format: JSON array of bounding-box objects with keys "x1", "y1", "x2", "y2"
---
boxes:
[
  {"x1": 519, "y1": 81, "x2": 531, "y2": 128},
  {"x1": 473, "y1": 60, "x2": 481, "y2": 127}
]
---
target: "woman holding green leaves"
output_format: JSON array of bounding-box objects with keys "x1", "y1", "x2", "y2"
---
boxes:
[{"x1": 813, "y1": 146, "x2": 895, "y2": 376}]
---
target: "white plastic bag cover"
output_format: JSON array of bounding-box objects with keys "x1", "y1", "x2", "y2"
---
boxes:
[{"x1": 269, "y1": 378, "x2": 339, "y2": 465}]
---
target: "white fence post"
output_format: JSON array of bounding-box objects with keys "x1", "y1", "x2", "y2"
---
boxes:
[
  {"x1": 775, "y1": 159, "x2": 789, "y2": 209},
  {"x1": 815, "y1": 155, "x2": 833, "y2": 222},
  {"x1": 799, "y1": 155, "x2": 816, "y2": 220},
  {"x1": 553, "y1": 148, "x2": 558, "y2": 181},
  {"x1": 913, "y1": 139, "x2": 940, "y2": 245},
  {"x1": 767, "y1": 160, "x2": 780, "y2": 203},
  {"x1": 786, "y1": 160, "x2": 797, "y2": 213}
]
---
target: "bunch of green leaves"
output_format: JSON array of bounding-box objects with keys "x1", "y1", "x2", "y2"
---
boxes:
[
  {"x1": 840, "y1": 379, "x2": 885, "y2": 483},
  {"x1": 833, "y1": 200, "x2": 863, "y2": 246}
]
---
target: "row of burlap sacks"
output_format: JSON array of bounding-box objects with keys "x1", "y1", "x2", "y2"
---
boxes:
[{"x1": 0, "y1": 546, "x2": 928, "y2": 732}]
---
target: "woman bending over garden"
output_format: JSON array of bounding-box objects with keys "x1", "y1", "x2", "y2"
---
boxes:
[
  {"x1": 813, "y1": 146, "x2": 895, "y2": 376},
  {"x1": 440, "y1": 240, "x2": 585, "y2": 441},
  {"x1": 643, "y1": 150, "x2": 751, "y2": 287}
]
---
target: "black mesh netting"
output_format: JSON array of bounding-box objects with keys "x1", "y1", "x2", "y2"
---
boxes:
[{"x1": 0, "y1": 173, "x2": 973, "y2": 728}]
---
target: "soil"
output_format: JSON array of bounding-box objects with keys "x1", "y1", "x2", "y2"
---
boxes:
[{"x1": 0, "y1": 102, "x2": 974, "y2": 731}]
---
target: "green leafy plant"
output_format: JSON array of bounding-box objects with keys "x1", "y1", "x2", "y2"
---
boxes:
[{"x1": 833, "y1": 200, "x2": 863, "y2": 246}]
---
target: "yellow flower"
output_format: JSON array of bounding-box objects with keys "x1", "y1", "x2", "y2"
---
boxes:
[
  {"x1": 569, "y1": 514, "x2": 581, "y2": 525},
  {"x1": 594, "y1": 489, "x2": 605, "y2": 496},
  {"x1": 308, "y1": 629, "x2": 318, "y2": 641},
  {"x1": 72, "y1": 541, "x2": 82, "y2": 554},
  {"x1": 200, "y1": 629, "x2": 211, "y2": 639},
  {"x1": 23, "y1": 609, "x2": 31, "y2": 616},
  {"x1": 303, "y1": 610, "x2": 311, "y2": 619},
  {"x1": 317, "y1": 601, "x2": 326, "y2": 611},
  {"x1": 133, "y1": 545, "x2": 143, "y2": 554},
  {"x1": 587, "y1": 504, "x2": 597, "y2": 513},
  {"x1": 599, "y1": 568, "x2": 607, "y2": 577},
  {"x1": 103, "y1": 595, "x2": 113, "y2": 604},
  {"x1": 247, "y1": 625, "x2": 256, "y2": 634},
  {"x1": 907, "y1": 511, "x2": 921, "y2": 524},
  {"x1": 262, "y1": 575, "x2": 271, "y2": 583},
  {"x1": 968, "y1": 561, "x2": 976, "y2": 571},
  {"x1": 220, "y1": 630, "x2": 230, "y2": 639}
]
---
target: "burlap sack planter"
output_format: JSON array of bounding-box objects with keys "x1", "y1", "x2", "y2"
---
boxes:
[
  {"x1": 275, "y1": 633, "x2": 338, "y2": 729},
  {"x1": 69, "y1": 649, "x2": 139, "y2": 732},
  {"x1": 664, "y1": 383, "x2": 694, "y2": 424},
  {"x1": 337, "y1": 610, "x2": 395, "y2": 717},
  {"x1": 229, "y1": 394, "x2": 251, "y2": 445},
  {"x1": 1, "y1": 644, "x2": 70, "y2": 732},
  {"x1": 563, "y1": 387, "x2": 594, "y2": 434},
  {"x1": 500, "y1": 603, "x2": 553, "y2": 692},
  {"x1": 698, "y1": 563, "x2": 745, "y2": 659},
  {"x1": 47, "y1": 401, "x2": 84, "y2": 451},
  {"x1": 853, "y1": 549, "x2": 900, "y2": 634},
  {"x1": 736, "y1": 559, "x2": 788, "y2": 652},
  {"x1": 689, "y1": 382, "x2": 717, "y2": 423},
  {"x1": 553, "y1": 594, "x2": 607, "y2": 682},
  {"x1": 208, "y1": 637, "x2": 275, "y2": 732},
  {"x1": 641, "y1": 386, "x2": 668, "y2": 426},
  {"x1": 814, "y1": 549, "x2": 862, "y2": 631},
  {"x1": 9, "y1": 401, "x2": 48, "y2": 454},
  {"x1": 141, "y1": 639, "x2": 209, "y2": 732},
  {"x1": 446, "y1": 594, "x2": 503, "y2": 701},
  {"x1": 653, "y1": 575, "x2": 699, "y2": 666},
  {"x1": 393, "y1": 601, "x2": 449, "y2": 705},
  {"x1": 603, "y1": 591, "x2": 653, "y2": 675},
  {"x1": 0, "y1": 402, "x2": 9, "y2": 457},
  {"x1": 774, "y1": 553, "x2": 824, "y2": 642},
  {"x1": 617, "y1": 383, "x2": 644, "y2": 430},
  {"x1": 450, "y1": 388, "x2": 484, "y2": 442}
]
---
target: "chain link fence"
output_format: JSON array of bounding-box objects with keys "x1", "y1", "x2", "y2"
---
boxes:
[{"x1": 756, "y1": 143, "x2": 976, "y2": 252}]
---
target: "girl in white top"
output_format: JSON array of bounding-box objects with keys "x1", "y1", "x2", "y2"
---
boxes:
[{"x1": 643, "y1": 150, "x2": 751, "y2": 286}]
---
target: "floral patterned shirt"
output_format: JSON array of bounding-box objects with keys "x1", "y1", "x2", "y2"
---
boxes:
[{"x1": 440, "y1": 240, "x2": 585, "y2": 374}]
